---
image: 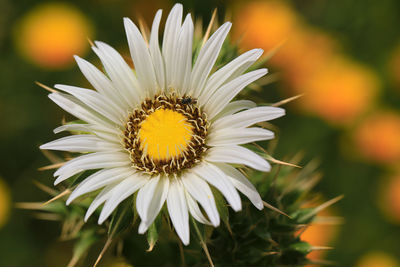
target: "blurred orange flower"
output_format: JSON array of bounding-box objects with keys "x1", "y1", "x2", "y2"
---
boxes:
[
  {"x1": 354, "y1": 111, "x2": 400, "y2": 164},
  {"x1": 379, "y1": 174, "x2": 400, "y2": 224},
  {"x1": 0, "y1": 178, "x2": 11, "y2": 229},
  {"x1": 233, "y1": 0, "x2": 298, "y2": 54},
  {"x1": 355, "y1": 251, "x2": 399, "y2": 267},
  {"x1": 300, "y1": 203, "x2": 339, "y2": 264},
  {"x1": 302, "y1": 224, "x2": 336, "y2": 264},
  {"x1": 14, "y1": 3, "x2": 93, "y2": 69},
  {"x1": 299, "y1": 57, "x2": 379, "y2": 125},
  {"x1": 233, "y1": 0, "x2": 379, "y2": 125},
  {"x1": 277, "y1": 29, "x2": 336, "y2": 90}
]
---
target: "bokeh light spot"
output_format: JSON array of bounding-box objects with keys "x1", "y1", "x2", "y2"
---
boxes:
[
  {"x1": 14, "y1": 3, "x2": 94, "y2": 69},
  {"x1": 354, "y1": 111, "x2": 400, "y2": 164}
]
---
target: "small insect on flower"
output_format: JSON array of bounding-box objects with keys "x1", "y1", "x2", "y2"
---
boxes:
[
  {"x1": 180, "y1": 96, "x2": 197, "y2": 105},
  {"x1": 40, "y1": 3, "x2": 285, "y2": 245}
]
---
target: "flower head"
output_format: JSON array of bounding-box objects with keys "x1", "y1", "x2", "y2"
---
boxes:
[{"x1": 40, "y1": 4, "x2": 285, "y2": 245}]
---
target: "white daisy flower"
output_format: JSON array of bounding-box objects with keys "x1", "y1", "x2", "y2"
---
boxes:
[{"x1": 40, "y1": 3, "x2": 285, "y2": 245}]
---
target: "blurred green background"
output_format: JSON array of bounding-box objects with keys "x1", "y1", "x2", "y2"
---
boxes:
[{"x1": 1, "y1": 0, "x2": 400, "y2": 266}]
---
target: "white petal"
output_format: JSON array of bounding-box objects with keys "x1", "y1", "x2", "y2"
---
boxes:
[
  {"x1": 54, "y1": 151, "x2": 130, "y2": 184},
  {"x1": 93, "y1": 41, "x2": 142, "y2": 106},
  {"x1": 74, "y1": 56, "x2": 128, "y2": 109},
  {"x1": 207, "y1": 127, "x2": 274, "y2": 146},
  {"x1": 53, "y1": 123, "x2": 93, "y2": 134},
  {"x1": 84, "y1": 183, "x2": 119, "y2": 221},
  {"x1": 199, "y1": 49, "x2": 263, "y2": 105},
  {"x1": 193, "y1": 162, "x2": 242, "y2": 211},
  {"x1": 67, "y1": 167, "x2": 133, "y2": 204},
  {"x1": 184, "y1": 191, "x2": 212, "y2": 225},
  {"x1": 212, "y1": 100, "x2": 257, "y2": 121},
  {"x1": 207, "y1": 145, "x2": 271, "y2": 172},
  {"x1": 162, "y1": 4, "x2": 183, "y2": 89},
  {"x1": 212, "y1": 106, "x2": 285, "y2": 130},
  {"x1": 48, "y1": 93, "x2": 115, "y2": 129},
  {"x1": 167, "y1": 179, "x2": 189, "y2": 245},
  {"x1": 228, "y1": 55, "x2": 265, "y2": 86},
  {"x1": 53, "y1": 123, "x2": 121, "y2": 144},
  {"x1": 124, "y1": 18, "x2": 158, "y2": 95},
  {"x1": 149, "y1": 10, "x2": 166, "y2": 91},
  {"x1": 172, "y1": 14, "x2": 193, "y2": 94},
  {"x1": 40, "y1": 135, "x2": 121, "y2": 152},
  {"x1": 189, "y1": 22, "x2": 232, "y2": 97},
  {"x1": 181, "y1": 173, "x2": 220, "y2": 227},
  {"x1": 216, "y1": 163, "x2": 263, "y2": 210},
  {"x1": 136, "y1": 176, "x2": 169, "y2": 233},
  {"x1": 54, "y1": 84, "x2": 124, "y2": 123},
  {"x1": 98, "y1": 174, "x2": 147, "y2": 224},
  {"x1": 138, "y1": 221, "x2": 148, "y2": 234},
  {"x1": 205, "y1": 69, "x2": 268, "y2": 119}
]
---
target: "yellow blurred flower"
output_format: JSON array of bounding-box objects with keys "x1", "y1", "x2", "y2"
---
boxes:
[
  {"x1": 14, "y1": 3, "x2": 93, "y2": 69},
  {"x1": 354, "y1": 111, "x2": 400, "y2": 164},
  {"x1": 299, "y1": 57, "x2": 379, "y2": 125},
  {"x1": 0, "y1": 178, "x2": 11, "y2": 229},
  {"x1": 233, "y1": 0, "x2": 298, "y2": 54},
  {"x1": 379, "y1": 173, "x2": 400, "y2": 224},
  {"x1": 356, "y1": 251, "x2": 399, "y2": 267}
]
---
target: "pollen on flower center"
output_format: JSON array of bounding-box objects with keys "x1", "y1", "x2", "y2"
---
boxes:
[
  {"x1": 123, "y1": 93, "x2": 208, "y2": 175},
  {"x1": 138, "y1": 108, "x2": 193, "y2": 161}
]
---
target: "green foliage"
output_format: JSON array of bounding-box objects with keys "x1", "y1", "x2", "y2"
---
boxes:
[
  {"x1": 187, "y1": 161, "x2": 323, "y2": 267},
  {"x1": 70, "y1": 229, "x2": 100, "y2": 265}
]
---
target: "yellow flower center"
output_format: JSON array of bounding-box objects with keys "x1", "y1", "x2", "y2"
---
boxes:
[
  {"x1": 139, "y1": 109, "x2": 193, "y2": 161},
  {"x1": 123, "y1": 93, "x2": 208, "y2": 175}
]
